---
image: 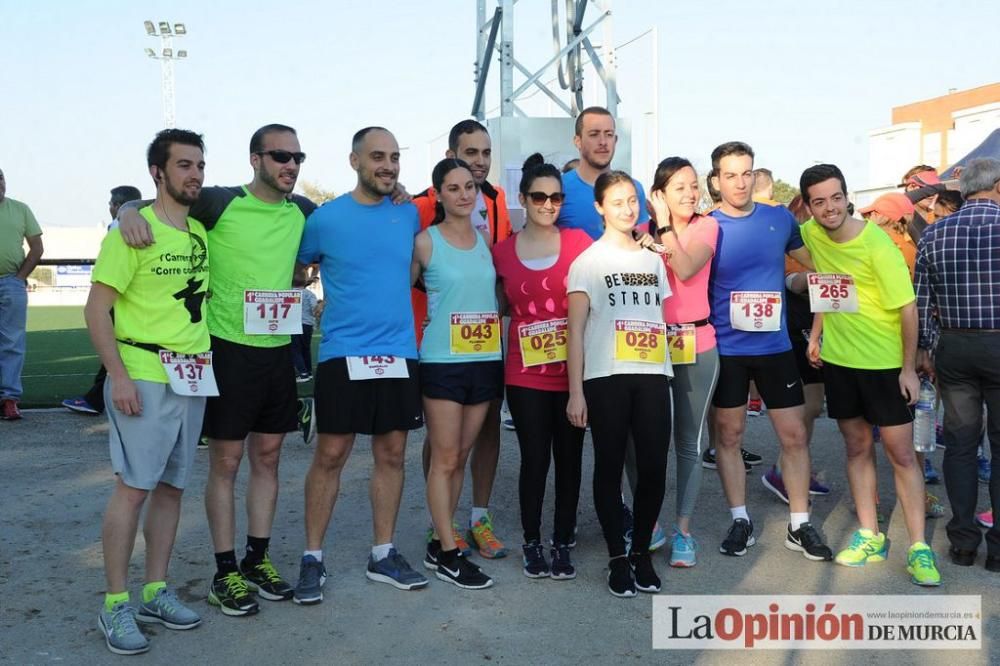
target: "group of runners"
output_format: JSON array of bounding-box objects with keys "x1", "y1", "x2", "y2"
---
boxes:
[{"x1": 90, "y1": 109, "x2": 970, "y2": 655}]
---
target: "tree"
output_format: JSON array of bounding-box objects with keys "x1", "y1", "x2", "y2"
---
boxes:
[
  {"x1": 772, "y1": 179, "x2": 800, "y2": 204},
  {"x1": 298, "y1": 181, "x2": 336, "y2": 204}
]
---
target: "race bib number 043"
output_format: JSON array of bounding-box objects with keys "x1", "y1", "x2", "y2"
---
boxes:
[
  {"x1": 666, "y1": 324, "x2": 696, "y2": 365},
  {"x1": 159, "y1": 351, "x2": 219, "y2": 396},
  {"x1": 244, "y1": 290, "x2": 302, "y2": 335},
  {"x1": 450, "y1": 312, "x2": 501, "y2": 355},
  {"x1": 346, "y1": 355, "x2": 410, "y2": 381},
  {"x1": 518, "y1": 319, "x2": 568, "y2": 368},
  {"x1": 808, "y1": 273, "x2": 859, "y2": 313},
  {"x1": 730, "y1": 291, "x2": 782, "y2": 332},
  {"x1": 614, "y1": 319, "x2": 666, "y2": 364}
]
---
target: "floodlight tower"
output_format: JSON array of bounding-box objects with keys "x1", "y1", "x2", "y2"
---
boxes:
[{"x1": 143, "y1": 20, "x2": 188, "y2": 128}]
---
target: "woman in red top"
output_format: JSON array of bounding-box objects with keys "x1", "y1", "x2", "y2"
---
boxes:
[{"x1": 492, "y1": 154, "x2": 592, "y2": 580}]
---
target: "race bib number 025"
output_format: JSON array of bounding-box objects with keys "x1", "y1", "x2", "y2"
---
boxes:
[
  {"x1": 730, "y1": 291, "x2": 782, "y2": 332},
  {"x1": 666, "y1": 324, "x2": 696, "y2": 365},
  {"x1": 518, "y1": 318, "x2": 568, "y2": 367},
  {"x1": 808, "y1": 273, "x2": 859, "y2": 313},
  {"x1": 614, "y1": 319, "x2": 666, "y2": 364},
  {"x1": 159, "y1": 351, "x2": 219, "y2": 396},
  {"x1": 244, "y1": 290, "x2": 302, "y2": 335},
  {"x1": 346, "y1": 355, "x2": 410, "y2": 381},
  {"x1": 450, "y1": 312, "x2": 501, "y2": 355}
]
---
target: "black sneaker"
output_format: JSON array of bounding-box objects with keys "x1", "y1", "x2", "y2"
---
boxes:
[
  {"x1": 628, "y1": 552, "x2": 661, "y2": 593},
  {"x1": 297, "y1": 398, "x2": 316, "y2": 445},
  {"x1": 240, "y1": 553, "x2": 294, "y2": 601},
  {"x1": 785, "y1": 522, "x2": 833, "y2": 561},
  {"x1": 521, "y1": 541, "x2": 550, "y2": 578},
  {"x1": 702, "y1": 448, "x2": 751, "y2": 472},
  {"x1": 741, "y1": 448, "x2": 763, "y2": 466},
  {"x1": 550, "y1": 543, "x2": 577, "y2": 580},
  {"x1": 436, "y1": 553, "x2": 494, "y2": 590},
  {"x1": 607, "y1": 556, "x2": 636, "y2": 598},
  {"x1": 208, "y1": 571, "x2": 260, "y2": 616},
  {"x1": 423, "y1": 539, "x2": 442, "y2": 570},
  {"x1": 720, "y1": 518, "x2": 756, "y2": 556}
]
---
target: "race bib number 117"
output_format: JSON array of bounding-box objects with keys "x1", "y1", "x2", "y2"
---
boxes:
[{"x1": 244, "y1": 290, "x2": 302, "y2": 335}]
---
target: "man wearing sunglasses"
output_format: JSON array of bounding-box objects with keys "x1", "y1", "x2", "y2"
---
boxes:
[
  {"x1": 411, "y1": 119, "x2": 514, "y2": 560},
  {"x1": 117, "y1": 123, "x2": 316, "y2": 617}
]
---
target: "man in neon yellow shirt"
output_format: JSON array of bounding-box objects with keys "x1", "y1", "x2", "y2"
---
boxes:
[
  {"x1": 798, "y1": 163, "x2": 940, "y2": 587},
  {"x1": 87, "y1": 129, "x2": 210, "y2": 655}
]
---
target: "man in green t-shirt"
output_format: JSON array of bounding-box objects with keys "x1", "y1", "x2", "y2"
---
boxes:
[
  {"x1": 0, "y1": 167, "x2": 44, "y2": 420},
  {"x1": 87, "y1": 129, "x2": 210, "y2": 655},
  {"x1": 798, "y1": 163, "x2": 940, "y2": 587}
]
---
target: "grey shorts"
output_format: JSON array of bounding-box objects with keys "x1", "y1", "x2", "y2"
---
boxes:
[{"x1": 105, "y1": 378, "x2": 206, "y2": 490}]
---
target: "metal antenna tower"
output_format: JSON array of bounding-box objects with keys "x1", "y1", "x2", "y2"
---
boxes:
[{"x1": 143, "y1": 20, "x2": 188, "y2": 128}]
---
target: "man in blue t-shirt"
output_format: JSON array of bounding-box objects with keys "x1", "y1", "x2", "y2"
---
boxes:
[
  {"x1": 557, "y1": 106, "x2": 649, "y2": 240},
  {"x1": 292, "y1": 127, "x2": 429, "y2": 605},
  {"x1": 706, "y1": 141, "x2": 832, "y2": 564}
]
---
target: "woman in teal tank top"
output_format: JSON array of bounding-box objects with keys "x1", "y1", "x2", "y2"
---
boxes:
[{"x1": 410, "y1": 159, "x2": 503, "y2": 590}]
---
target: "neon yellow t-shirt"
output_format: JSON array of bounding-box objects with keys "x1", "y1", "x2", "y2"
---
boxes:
[
  {"x1": 800, "y1": 220, "x2": 914, "y2": 370},
  {"x1": 92, "y1": 206, "x2": 210, "y2": 382}
]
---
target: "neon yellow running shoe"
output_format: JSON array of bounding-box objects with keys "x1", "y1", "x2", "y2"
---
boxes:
[
  {"x1": 835, "y1": 529, "x2": 888, "y2": 567},
  {"x1": 469, "y1": 513, "x2": 508, "y2": 559},
  {"x1": 907, "y1": 542, "x2": 941, "y2": 587}
]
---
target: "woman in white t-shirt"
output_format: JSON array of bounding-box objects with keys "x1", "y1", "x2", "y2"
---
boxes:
[{"x1": 566, "y1": 171, "x2": 673, "y2": 598}]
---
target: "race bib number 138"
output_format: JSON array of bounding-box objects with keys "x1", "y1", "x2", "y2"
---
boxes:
[{"x1": 730, "y1": 291, "x2": 782, "y2": 332}]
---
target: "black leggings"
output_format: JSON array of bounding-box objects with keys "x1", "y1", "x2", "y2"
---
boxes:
[
  {"x1": 584, "y1": 374, "x2": 671, "y2": 557},
  {"x1": 507, "y1": 385, "x2": 586, "y2": 545}
]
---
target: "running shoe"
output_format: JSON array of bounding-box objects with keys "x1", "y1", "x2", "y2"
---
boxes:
[
  {"x1": 742, "y1": 448, "x2": 763, "y2": 466},
  {"x1": 98, "y1": 602, "x2": 149, "y2": 655},
  {"x1": 1, "y1": 399, "x2": 22, "y2": 420},
  {"x1": 924, "y1": 458, "x2": 941, "y2": 485},
  {"x1": 502, "y1": 418, "x2": 516, "y2": 431},
  {"x1": 295, "y1": 372, "x2": 312, "y2": 384},
  {"x1": 907, "y1": 543, "x2": 941, "y2": 587},
  {"x1": 976, "y1": 510, "x2": 994, "y2": 529},
  {"x1": 241, "y1": 553, "x2": 294, "y2": 601},
  {"x1": 423, "y1": 539, "x2": 442, "y2": 570},
  {"x1": 720, "y1": 518, "x2": 755, "y2": 556},
  {"x1": 835, "y1": 529, "x2": 887, "y2": 567},
  {"x1": 197, "y1": 436, "x2": 209, "y2": 450},
  {"x1": 622, "y1": 501, "x2": 634, "y2": 551},
  {"x1": 366, "y1": 548, "x2": 428, "y2": 590},
  {"x1": 436, "y1": 554, "x2": 494, "y2": 590},
  {"x1": 761, "y1": 466, "x2": 789, "y2": 504},
  {"x1": 426, "y1": 523, "x2": 473, "y2": 557},
  {"x1": 208, "y1": 571, "x2": 260, "y2": 616},
  {"x1": 468, "y1": 513, "x2": 508, "y2": 558},
  {"x1": 809, "y1": 473, "x2": 830, "y2": 495},
  {"x1": 293, "y1": 555, "x2": 327, "y2": 605},
  {"x1": 925, "y1": 491, "x2": 945, "y2": 519},
  {"x1": 979, "y1": 455, "x2": 991, "y2": 484},
  {"x1": 628, "y1": 552, "x2": 661, "y2": 593},
  {"x1": 701, "y1": 448, "x2": 752, "y2": 472},
  {"x1": 669, "y1": 528, "x2": 697, "y2": 568},
  {"x1": 62, "y1": 397, "x2": 100, "y2": 415},
  {"x1": 785, "y1": 522, "x2": 833, "y2": 561},
  {"x1": 746, "y1": 398, "x2": 764, "y2": 417},
  {"x1": 607, "y1": 556, "x2": 636, "y2": 598},
  {"x1": 521, "y1": 541, "x2": 550, "y2": 578},
  {"x1": 550, "y1": 543, "x2": 576, "y2": 580},
  {"x1": 136, "y1": 587, "x2": 202, "y2": 630},
  {"x1": 649, "y1": 521, "x2": 667, "y2": 551},
  {"x1": 297, "y1": 397, "x2": 316, "y2": 445}
]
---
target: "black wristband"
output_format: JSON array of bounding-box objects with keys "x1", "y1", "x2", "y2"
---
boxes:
[{"x1": 656, "y1": 225, "x2": 672, "y2": 235}]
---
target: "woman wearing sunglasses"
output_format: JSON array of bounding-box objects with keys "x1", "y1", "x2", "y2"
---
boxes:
[
  {"x1": 647, "y1": 157, "x2": 720, "y2": 568},
  {"x1": 412, "y1": 158, "x2": 503, "y2": 590},
  {"x1": 492, "y1": 154, "x2": 592, "y2": 580},
  {"x1": 566, "y1": 171, "x2": 673, "y2": 597}
]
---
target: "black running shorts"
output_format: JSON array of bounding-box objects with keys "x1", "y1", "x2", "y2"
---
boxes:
[
  {"x1": 419, "y1": 361, "x2": 504, "y2": 406},
  {"x1": 822, "y1": 361, "x2": 913, "y2": 426},
  {"x1": 315, "y1": 358, "x2": 423, "y2": 435},
  {"x1": 712, "y1": 351, "x2": 805, "y2": 409}
]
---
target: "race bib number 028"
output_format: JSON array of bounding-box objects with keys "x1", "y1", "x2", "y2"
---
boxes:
[
  {"x1": 614, "y1": 319, "x2": 666, "y2": 364},
  {"x1": 159, "y1": 351, "x2": 219, "y2": 396},
  {"x1": 244, "y1": 290, "x2": 302, "y2": 335},
  {"x1": 518, "y1": 319, "x2": 568, "y2": 367},
  {"x1": 730, "y1": 291, "x2": 782, "y2": 332},
  {"x1": 808, "y1": 273, "x2": 859, "y2": 313},
  {"x1": 666, "y1": 324, "x2": 696, "y2": 365},
  {"x1": 450, "y1": 312, "x2": 501, "y2": 355},
  {"x1": 346, "y1": 355, "x2": 410, "y2": 381}
]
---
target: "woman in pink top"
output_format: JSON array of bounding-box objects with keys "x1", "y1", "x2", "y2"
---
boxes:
[
  {"x1": 649, "y1": 157, "x2": 720, "y2": 567},
  {"x1": 493, "y1": 154, "x2": 592, "y2": 580}
]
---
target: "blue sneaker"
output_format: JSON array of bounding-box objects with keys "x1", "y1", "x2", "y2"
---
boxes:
[
  {"x1": 649, "y1": 522, "x2": 668, "y2": 551},
  {"x1": 366, "y1": 548, "x2": 428, "y2": 590},
  {"x1": 924, "y1": 458, "x2": 941, "y2": 485},
  {"x1": 979, "y1": 455, "x2": 991, "y2": 484},
  {"x1": 809, "y1": 473, "x2": 830, "y2": 495},
  {"x1": 293, "y1": 555, "x2": 327, "y2": 605},
  {"x1": 669, "y1": 528, "x2": 697, "y2": 568},
  {"x1": 136, "y1": 587, "x2": 201, "y2": 630},
  {"x1": 98, "y1": 602, "x2": 149, "y2": 655},
  {"x1": 62, "y1": 397, "x2": 99, "y2": 415}
]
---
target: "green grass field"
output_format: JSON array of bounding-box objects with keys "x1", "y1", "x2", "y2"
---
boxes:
[{"x1": 21, "y1": 306, "x2": 316, "y2": 408}]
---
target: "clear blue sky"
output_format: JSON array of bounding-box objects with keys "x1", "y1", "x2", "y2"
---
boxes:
[{"x1": 3, "y1": 0, "x2": 999, "y2": 227}]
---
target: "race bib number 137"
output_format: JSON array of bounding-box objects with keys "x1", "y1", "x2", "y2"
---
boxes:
[{"x1": 159, "y1": 351, "x2": 219, "y2": 396}]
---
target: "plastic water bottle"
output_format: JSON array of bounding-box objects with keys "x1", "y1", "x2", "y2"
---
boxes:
[{"x1": 913, "y1": 379, "x2": 937, "y2": 453}]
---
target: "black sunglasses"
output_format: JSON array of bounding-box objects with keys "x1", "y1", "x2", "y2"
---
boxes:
[
  {"x1": 256, "y1": 150, "x2": 307, "y2": 165},
  {"x1": 527, "y1": 191, "x2": 565, "y2": 205}
]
